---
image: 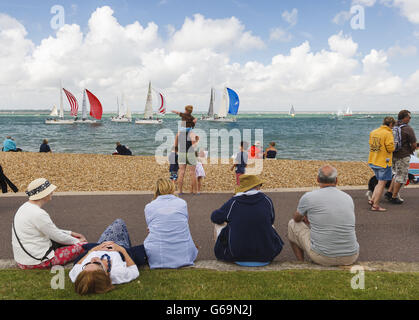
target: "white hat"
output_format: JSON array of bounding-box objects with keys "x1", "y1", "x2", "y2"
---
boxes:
[
  {"x1": 26, "y1": 178, "x2": 57, "y2": 200},
  {"x1": 255, "y1": 141, "x2": 261, "y2": 146}
]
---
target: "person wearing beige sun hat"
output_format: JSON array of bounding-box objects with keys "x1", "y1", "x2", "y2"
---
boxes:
[
  {"x1": 211, "y1": 175, "x2": 284, "y2": 266},
  {"x1": 12, "y1": 178, "x2": 88, "y2": 270}
]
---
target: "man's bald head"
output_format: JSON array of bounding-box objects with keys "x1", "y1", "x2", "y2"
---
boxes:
[{"x1": 317, "y1": 165, "x2": 338, "y2": 185}]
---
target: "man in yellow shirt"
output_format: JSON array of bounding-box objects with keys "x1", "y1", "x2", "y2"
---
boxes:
[{"x1": 368, "y1": 116, "x2": 396, "y2": 212}]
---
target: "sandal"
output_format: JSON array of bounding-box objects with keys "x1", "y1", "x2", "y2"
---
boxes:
[
  {"x1": 370, "y1": 205, "x2": 387, "y2": 212},
  {"x1": 368, "y1": 200, "x2": 373, "y2": 206}
]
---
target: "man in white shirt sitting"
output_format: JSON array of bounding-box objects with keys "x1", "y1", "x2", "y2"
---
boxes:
[{"x1": 12, "y1": 178, "x2": 87, "y2": 269}]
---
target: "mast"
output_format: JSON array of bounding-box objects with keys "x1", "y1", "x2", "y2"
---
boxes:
[{"x1": 59, "y1": 80, "x2": 64, "y2": 119}]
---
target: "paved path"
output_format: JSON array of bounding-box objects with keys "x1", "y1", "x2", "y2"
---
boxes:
[{"x1": 1, "y1": 189, "x2": 418, "y2": 263}]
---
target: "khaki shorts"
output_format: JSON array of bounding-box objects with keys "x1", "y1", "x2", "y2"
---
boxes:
[
  {"x1": 393, "y1": 156, "x2": 411, "y2": 184},
  {"x1": 287, "y1": 219, "x2": 359, "y2": 267}
]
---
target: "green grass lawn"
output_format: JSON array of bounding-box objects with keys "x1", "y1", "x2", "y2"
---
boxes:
[{"x1": 0, "y1": 268, "x2": 417, "y2": 300}]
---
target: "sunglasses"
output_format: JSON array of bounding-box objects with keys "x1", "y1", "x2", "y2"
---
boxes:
[{"x1": 83, "y1": 261, "x2": 103, "y2": 270}]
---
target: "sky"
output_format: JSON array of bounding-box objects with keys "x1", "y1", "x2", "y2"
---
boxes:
[{"x1": 0, "y1": 0, "x2": 419, "y2": 112}]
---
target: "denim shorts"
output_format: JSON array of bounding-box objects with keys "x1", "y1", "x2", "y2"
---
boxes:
[{"x1": 369, "y1": 164, "x2": 392, "y2": 181}]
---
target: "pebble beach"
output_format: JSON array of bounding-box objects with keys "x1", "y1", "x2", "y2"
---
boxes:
[{"x1": 0, "y1": 152, "x2": 373, "y2": 193}]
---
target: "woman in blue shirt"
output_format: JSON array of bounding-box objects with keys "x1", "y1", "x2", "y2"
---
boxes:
[{"x1": 144, "y1": 178, "x2": 198, "y2": 269}]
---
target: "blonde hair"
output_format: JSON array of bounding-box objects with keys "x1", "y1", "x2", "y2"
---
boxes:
[
  {"x1": 185, "y1": 105, "x2": 193, "y2": 114},
  {"x1": 153, "y1": 178, "x2": 175, "y2": 199},
  {"x1": 74, "y1": 270, "x2": 114, "y2": 295}
]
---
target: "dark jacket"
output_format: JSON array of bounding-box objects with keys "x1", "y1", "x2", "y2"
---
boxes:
[
  {"x1": 211, "y1": 192, "x2": 284, "y2": 262},
  {"x1": 0, "y1": 165, "x2": 18, "y2": 193},
  {"x1": 116, "y1": 145, "x2": 132, "y2": 156}
]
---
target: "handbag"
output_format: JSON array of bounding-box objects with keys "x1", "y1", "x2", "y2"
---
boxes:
[{"x1": 12, "y1": 220, "x2": 55, "y2": 262}]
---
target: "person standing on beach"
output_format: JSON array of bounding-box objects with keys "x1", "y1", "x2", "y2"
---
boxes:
[
  {"x1": 177, "y1": 129, "x2": 197, "y2": 195},
  {"x1": 39, "y1": 139, "x2": 52, "y2": 153},
  {"x1": 367, "y1": 116, "x2": 396, "y2": 212},
  {"x1": 0, "y1": 165, "x2": 18, "y2": 193},
  {"x1": 168, "y1": 146, "x2": 179, "y2": 181},
  {"x1": 385, "y1": 110, "x2": 417, "y2": 204},
  {"x1": 231, "y1": 141, "x2": 249, "y2": 185}
]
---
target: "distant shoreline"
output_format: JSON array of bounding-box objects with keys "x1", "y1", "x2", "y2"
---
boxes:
[{"x1": 0, "y1": 110, "x2": 411, "y2": 115}]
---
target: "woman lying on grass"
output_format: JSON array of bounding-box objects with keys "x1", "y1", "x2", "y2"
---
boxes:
[{"x1": 69, "y1": 219, "x2": 147, "y2": 295}]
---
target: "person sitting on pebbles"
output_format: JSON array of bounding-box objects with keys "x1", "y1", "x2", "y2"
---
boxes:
[
  {"x1": 12, "y1": 178, "x2": 87, "y2": 269},
  {"x1": 211, "y1": 175, "x2": 284, "y2": 266}
]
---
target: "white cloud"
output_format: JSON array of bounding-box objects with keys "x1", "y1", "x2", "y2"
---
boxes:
[
  {"x1": 352, "y1": 0, "x2": 377, "y2": 7},
  {"x1": 387, "y1": 44, "x2": 417, "y2": 57},
  {"x1": 269, "y1": 27, "x2": 292, "y2": 42},
  {"x1": 380, "y1": 0, "x2": 419, "y2": 24},
  {"x1": 0, "y1": 7, "x2": 418, "y2": 111},
  {"x1": 169, "y1": 14, "x2": 265, "y2": 52},
  {"x1": 282, "y1": 8, "x2": 298, "y2": 26},
  {"x1": 328, "y1": 32, "x2": 359, "y2": 57},
  {"x1": 332, "y1": 11, "x2": 352, "y2": 25}
]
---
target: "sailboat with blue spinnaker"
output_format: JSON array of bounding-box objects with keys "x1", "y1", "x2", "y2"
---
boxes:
[{"x1": 202, "y1": 87, "x2": 239, "y2": 122}]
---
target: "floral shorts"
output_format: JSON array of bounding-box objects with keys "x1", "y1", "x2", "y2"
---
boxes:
[{"x1": 17, "y1": 242, "x2": 86, "y2": 270}]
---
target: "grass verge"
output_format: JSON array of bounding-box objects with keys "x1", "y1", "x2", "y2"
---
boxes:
[{"x1": 0, "y1": 268, "x2": 417, "y2": 300}]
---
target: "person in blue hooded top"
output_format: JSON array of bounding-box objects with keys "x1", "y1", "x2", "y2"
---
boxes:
[{"x1": 211, "y1": 175, "x2": 284, "y2": 264}]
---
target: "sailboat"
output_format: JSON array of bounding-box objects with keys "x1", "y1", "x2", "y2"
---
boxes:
[
  {"x1": 289, "y1": 105, "x2": 296, "y2": 117},
  {"x1": 75, "y1": 89, "x2": 103, "y2": 123},
  {"x1": 201, "y1": 88, "x2": 215, "y2": 120},
  {"x1": 45, "y1": 81, "x2": 76, "y2": 125},
  {"x1": 201, "y1": 87, "x2": 239, "y2": 122},
  {"x1": 111, "y1": 93, "x2": 131, "y2": 122},
  {"x1": 135, "y1": 82, "x2": 165, "y2": 124},
  {"x1": 344, "y1": 106, "x2": 353, "y2": 117}
]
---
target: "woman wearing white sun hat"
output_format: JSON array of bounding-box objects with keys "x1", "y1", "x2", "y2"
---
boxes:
[{"x1": 12, "y1": 178, "x2": 88, "y2": 269}]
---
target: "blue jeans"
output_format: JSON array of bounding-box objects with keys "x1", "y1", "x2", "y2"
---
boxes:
[
  {"x1": 98, "y1": 219, "x2": 132, "y2": 248},
  {"x1": 369, "y1": 164, "x2": 392, "y2": 181}
]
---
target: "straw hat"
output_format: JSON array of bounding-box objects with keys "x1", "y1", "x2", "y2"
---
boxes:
[
  {"x1": 26, "y1": 178, "x2": 57, "y2": 200},
  {"x1": 235, "y1": 175, "x2": 265, "y2": 194}
]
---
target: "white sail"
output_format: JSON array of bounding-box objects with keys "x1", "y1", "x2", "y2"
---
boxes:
[
  {"x1": 50, "y1": 105, "x2": 58, "y2": 117},
  {"x1": 116, "y1": 96, "x2": 120, "y2": 117},
  {"x1": 217, "y1": 87, "x2": 228, "y2": 118},
  {"x1": 289, "y1": 105, "x2": 295, "y2": 116},
  {"x1": 59, "y1": 80, "x2": 64, "y2": 119},
  {"x1": 143, "y1": 81, "x2": 153, "y2": 119},
  {"x1": 119, "y1": 93, "x2": 125, "y2": 118},
  {"x1": 345, "y1": 106, "x2": 352, "y2": 115},
  {"x1": 208, "y1": 87, "x2": 215, "y2": 117},
  {"x1": 81, "y1": 90, "x2": 87, "y2": 120},
  {"x1": 126, "y1": 99, "x2": 131, "y2": 119}
]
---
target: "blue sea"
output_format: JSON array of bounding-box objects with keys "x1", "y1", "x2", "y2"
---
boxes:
[{"x1": 0, "y1": 112, "x2": 417, "y2": 161}]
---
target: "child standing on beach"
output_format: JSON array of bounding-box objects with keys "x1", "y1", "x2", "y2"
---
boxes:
[
  {"x1": 231, "y1": 141, "x2": 249, "y2": 185},
  {"x1": 168, "y1": 146, "x2": 179, "y2": 181},
  {"x1": 195, "y1": 148, "x2": 207, "y2": 194}
]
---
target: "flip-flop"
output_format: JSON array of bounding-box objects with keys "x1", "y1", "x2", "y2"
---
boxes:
[
  {"x1": 368, "y1": 200, "x2": 373, "y2": 206},
  {"x1": 370, "y1": 205, "x2": 387, "y2": 212}
]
